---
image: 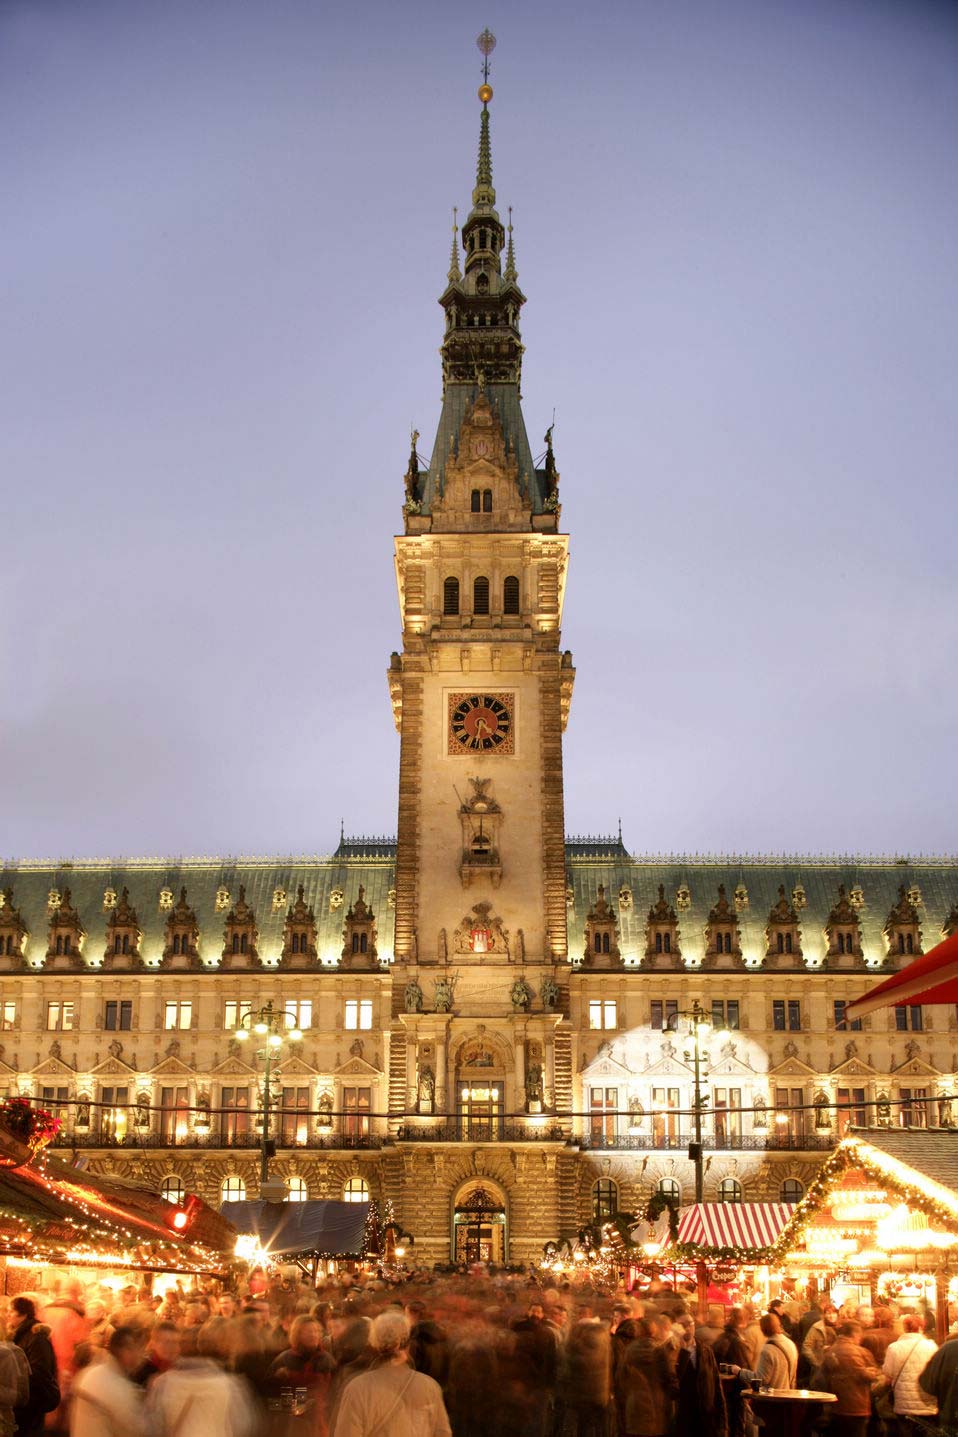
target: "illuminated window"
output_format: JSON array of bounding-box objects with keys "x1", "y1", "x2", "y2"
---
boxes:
[
  {"x1": 718, "y1": 1177, "x2": 742, "y2": 1203},
  {"x1": 224, "y1": 1000, "x2": 252, "y2": 1031},
  {"x1": 46, "y1": 1001, "x2": 74, "y2": 1031},
  {"x1": 284, "y1": 1000, "x2": 312, "y2": 1030},
  {"x1": 1, "y1": 1002, "x2": 17, "y2": 1030},
  {"x1": 343, "y1": 1087, "x2": 371, "y2": 1139},
  {"x1": 650, "y1": 1000, "x2": 677, "y2": 1031},
  {"x1": 658, "y1": 1177, "x2": 681, "y2": 1202},
  {"x1": 161, "y1": 1176, "x2": 185, "y2": 1204},
  {"x1": 443, "y1": 577, "x2": 460, "y2": 615},
  {"x1": 780, "y1": 1179, "x2": 804, "y2": 1202},
  {"x1": 895, "y1": 1005, "x2": 923, "y2": 1032},
  {"x1": 592, "y1": 1178, "x2": 618, "y2": 1220},
  {"x1": 589, "y1": 1087, "x2": 618, "y2": 1142},
  {"x1": 343, "y1": 1177, "x2": 370, "y2": 1203},
  {"x1": 287, "y1": 1176, "x2": 307, "y2": 1202},
  {"x1": 833, "y1": 1000, "x2": 861, "y2": 1033},
  {"x1": 104, "y1": 1000, "x2": 132, "y2": 1031},
  {"x1": 899, "y1": 1087, "x2": 929, "y2": 1128},
  {"x1": 503, "y1": 576, "x2": 520, "y2": 614},
  {"x1": 473, "y1": 576, "x2": 490, "y2": 615},
  {"x1": 279, "y1": 1086, "x2": 310, "y2": 1145},
  {"x1": 344, "y1": 999, "x2": 373, "y2": 1031},
  {"x1": 588, "y1": 999, "x2": 617, "y2": 1030},
  {"x1": 221, "y1": 1176, "x2": 245, "y2": 1203},
  {"x1": 164, "y1": 1000, "x2": 193, "y2": 1031}
]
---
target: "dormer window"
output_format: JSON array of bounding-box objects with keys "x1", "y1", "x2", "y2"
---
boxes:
[
  {"x1": 884, "y1": 885, "x2": 923, "y2": 961},
  {"x1": 705, "y1": 886, "x2": 742, "y2": 963},
  {"x1": 443, "y1": 577, "x2": 460, "y2": 615},
  {"x1": 283, "y1": 886, "x2": 317, "y2": 964},
  {"x1": 0, "y1": 890, "x2": 28, "y2": 963},
  {"x1": 46, "y1": 889, "x2": 84, "y2": 963},
  {"x1": 104, "y1": 887, "x2": 141, "y2": 965},
  {"x1": 645, "y1": 885, "x2": 681, "y2": 963},
  {"x1": 342, "y1": 887, "x2": 377, "y2": 967},
  {"x1": 825, "y1": 886, "x2": 863, "y2": 962},
  {"x1": 222, "y1": 886, "x2": 258, "y2": 966},
  {"x1": 584, "y1": 886, "x2": 620, "y2": 965},
  {"x1": 473, "y1": 576, "x2": 490, "y2": 614},
  {"x1": 503, "y1": 576, "x2": 520, "y2": 614},
  {"x1": 765, "y1": 886, "x2": 802, "y2": 963},
  {"x1": 163, "y1": 888, "x2": 199, "y2": 965}
]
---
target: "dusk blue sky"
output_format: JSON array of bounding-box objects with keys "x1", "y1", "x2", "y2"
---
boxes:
[{"x1": 1, "y1": 0, "x2": 956, "y2": 861}]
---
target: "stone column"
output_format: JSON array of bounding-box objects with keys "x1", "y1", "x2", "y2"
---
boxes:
[
  {"x1": 436, "y1": 1029, "x2": 447, "y2": 1116},
  {"x1": 514, "y1": 1033, "x2": 525, "y2": 1116}
]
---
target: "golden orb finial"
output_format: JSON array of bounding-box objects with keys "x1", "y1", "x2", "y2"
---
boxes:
[{"x1": 478, "y1": 82, "x2": 493, "y2": 104}]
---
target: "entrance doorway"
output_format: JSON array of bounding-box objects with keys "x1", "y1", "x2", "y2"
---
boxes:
[{"x1": 453, "y1": 1183, "x2": 507, "y2": 1264}]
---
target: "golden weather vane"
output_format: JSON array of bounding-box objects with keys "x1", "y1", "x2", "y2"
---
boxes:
[{"x1": 477, "y1": 28, "x2": 495, "y2": 104}]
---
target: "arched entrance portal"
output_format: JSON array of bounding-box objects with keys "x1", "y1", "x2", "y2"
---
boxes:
[{"x1": 453, "y1": 1181, "x2": 508, "y2": 1265}]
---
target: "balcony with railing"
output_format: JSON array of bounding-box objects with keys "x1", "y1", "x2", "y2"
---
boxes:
[
  {"x1": 574, "y1": 1130, "x2": 837, "y2": 1153},
  {"x1": 51, "y1": 1127, "x2": 385, "y2": 1151}
]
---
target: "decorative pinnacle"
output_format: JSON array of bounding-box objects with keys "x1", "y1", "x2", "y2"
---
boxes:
[
  {"x1": 504, "y1": 206, "x2": 517, "y2": 282},
  {"x1": 473, "y1": 104, "x2": 495, "y2": 208},
  {"x1": 448, "y1": 206, "x2": 461, "y2": 282}
]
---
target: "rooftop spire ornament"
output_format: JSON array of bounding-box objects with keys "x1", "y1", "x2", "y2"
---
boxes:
[{"x1": 477, "y1": 27, "x2": 496, "y2": 103}]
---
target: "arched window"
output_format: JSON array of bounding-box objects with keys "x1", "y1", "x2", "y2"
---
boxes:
[
  {"x1": 663, "y1": 933, "x2": 671, "y2": 953},
  {"x1": 482, "y1": 489, "x2": 492, "y2": 513},
  {"x1": 287, "y1": 1176, "x2": 308, "y2": 1202},
  {"x1": 443, "y1": 577, "x2": 460, "y2": 615},
  {"x1": 658, "y1": 1177, "x2": 681, "y2": 1202},
  {"x1": 780, "y1": 1179, "x2": 804, "y2": 1203},
  {"x1": 471, "y1": 490, "x2": 481, "y2": 513},
  {"x1": 718, "y1": 1177, "x2": 742, "y2": 1203},
  {"x1": 473, "y1": 577, "x2": 490, "y2": 615},
  {"x1": 232, "y1": 934, "x2": 240, "y2": 954},
  {"x1": 161, "y1": 1176, "x2": 185, "y2": 1204},
  {"x1": 503, "y1": 576, "x2": 520, "y2": 614},
  {"x1": 592, "y1": 1178, "x2": 618, "y2": 1220},
  {"x1": 343, "y1": 1177, "x2": 370, "y2": 1203},
  {"x1": 655, "y1": 932, "x2": 663, "y2": 953},
  {"x1": 221, "y1": 1176, "x2": 245, "y2": 1203}
]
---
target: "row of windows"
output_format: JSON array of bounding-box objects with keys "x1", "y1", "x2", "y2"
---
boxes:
[
  {"x1": 214, "y1": 1175, "x2": 369, "y2": 1205},
  {"x1": 443, "y1": 576, "x2": 520, "y2": 616},
  {"x1": 591, "y1": 1175, "x2": 804, "y2": 1220}
]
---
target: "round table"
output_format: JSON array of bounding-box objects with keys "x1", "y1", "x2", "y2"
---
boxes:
[{"x1": 744, "y1": 1388, "x2": 837, "y2": 1437}]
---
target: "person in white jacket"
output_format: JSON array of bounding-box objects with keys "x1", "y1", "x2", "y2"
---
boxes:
[
  {"x1": 70, "y1": 1326, "x2": 146, "y2": 1437},
  {"x1": 737, "y1": 1313, "x2": 799, "y2": 1391},
  {"x1": 882, "y1": 1314, "x2": 938, "y2": 1422},
  {"x1": 145, "y1": 1322, "x2": 254, "y2": 1437},
  {"x1": 332, "y1": 1311, "x2": 451, "y2": 1437}
]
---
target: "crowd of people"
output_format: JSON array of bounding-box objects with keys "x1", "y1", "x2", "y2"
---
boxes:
[{"x1": 1, "y1": 1269, "x2": 958, "y2": 1437}]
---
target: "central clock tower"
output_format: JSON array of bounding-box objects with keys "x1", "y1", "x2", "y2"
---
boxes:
[{"x1": 387, "y1": 76, "x2": 574, "y2": 1145}]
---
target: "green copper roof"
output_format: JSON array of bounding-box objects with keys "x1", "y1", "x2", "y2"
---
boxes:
[{"x1": 417, "y1": 382, "x2": 548, "y2": 514}]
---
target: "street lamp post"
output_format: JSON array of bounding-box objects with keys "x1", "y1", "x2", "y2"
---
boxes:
[
  {"x1": 234, "y1": 1000, "x2": 303, "y2": 1192},
  {"x1": 668, "y1": 999, "x2": 729, "y2": 1204}
]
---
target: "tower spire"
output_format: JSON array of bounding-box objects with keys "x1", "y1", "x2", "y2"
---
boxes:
[
  {"x1": 448, "y1": 207, "x2": 461, "y2": 283},
  {"x1": 504, "y1": 206, "x2": 517, "y2": 283},
  {"x1": 473, "y1": 29, "x2": 496, "y2": 210}
]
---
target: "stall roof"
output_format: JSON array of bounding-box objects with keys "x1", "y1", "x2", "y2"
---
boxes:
[
  {"x1": 845, "y1": 931, "x2": 958, "y2": 1020},
  {"x1": 841, "y1": 1128, "x2": 958, "y2": 1211},
  {"x1": 676, "y1": 1202, "x2": 795, "y2": 1253},
  {"x1": 222, "y1": 1200, "x2": 369, "y2": 1258}
]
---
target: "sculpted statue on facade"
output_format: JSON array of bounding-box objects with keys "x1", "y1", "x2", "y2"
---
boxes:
[{"x1": 404, "y1": 980, "x2": 423, "y2": 1014}]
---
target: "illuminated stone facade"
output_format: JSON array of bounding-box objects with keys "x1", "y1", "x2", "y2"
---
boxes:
[{"x1": 2, "y1": 86, "x2": 957, "y2": 1266}]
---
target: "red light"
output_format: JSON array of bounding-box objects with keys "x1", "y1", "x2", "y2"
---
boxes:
[
  {"x1": 171, "y1": 1210, "x2": 188, "y2": 1230},
  {"x1": 164, "y1": 1194, "x2": 200, "y2": 1235}
]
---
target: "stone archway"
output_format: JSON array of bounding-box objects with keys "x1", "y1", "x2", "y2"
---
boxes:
[{"x1": 452, "y1": 1178, "x2": 508, "y2": 1265}]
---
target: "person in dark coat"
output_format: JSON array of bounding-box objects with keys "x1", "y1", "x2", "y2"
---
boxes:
[
  {"x1": 557, "y1": 1312, "x2": 612, "y2": 1437},
  {"x1": 674, "y1": 1314, "x2": 727, "y2": 1437},
  {"x1": 9, "y1": 1296, "x2": 58, "y2": 1437},
  {"x1": 711, "y1": 1310, "x2": 752, "y2": 1437},
  {"x1": 405, "y1": 1300, "x2": 450, "y2": 1389},
  {"x1": 616, "y1": 1317, "x2": 677, "y2": 1437},
  {"x1": 919, "y1": 1334, "x2": 958, "y2": 1430}
]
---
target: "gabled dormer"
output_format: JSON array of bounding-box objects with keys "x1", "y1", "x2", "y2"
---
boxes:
[
  {"x1": 704, "y1": 885, "x2": 741, "y2": 965},
  {"x1": 282, "y1": 885, "x2": 317, "y2": 965},
  {"x1": 584, "y1": 886, "x2": 620, "y2": 967},
  {"x1": 222, "y1": 885, "x2": 258, "y2": 967},
  {"x1": 0, "y1": 890, "x2": 28, "y2": 964},
  {"x1": 104, "y1": 887, "x2": 141, "y2": 965},
  {"x1": 342, "y1": 887, "x2": 378, "y2": 968},
  {"x1": 644, "y1": 884, "x2": 681, "y2": 966},
  {"x1": 46, "y1": 888, "x2": 84, "y2": 966},
  {"x1": 163, "y1": 888, "x2": 199, "y2": 967},
  {"x1": 884, "y1": 885, "x2": 923, "y2": 959},
  {"x1": 824, "y1": 884, "x2": 863, "y2": 963},
  {"x1": 765, "y1": 886, "x2": 803, "y2": 964},
  {"x1": 943, "y1": 903, "x2": 958, "y2": 940}
]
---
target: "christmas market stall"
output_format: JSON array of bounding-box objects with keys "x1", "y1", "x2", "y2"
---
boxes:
[
  {"x1": 0, "y1": 1107, "x2": 235, "y2": 1296},
  {"x1": 223, "y1": 1199, "x2": 372, "y2": 1283},
  {"x1": 654, "y1": 1202, "x2": 796, "y2": 1314},
  {"x1": 765, "y1": 1128, "x2": 958, "y2": 1339}
]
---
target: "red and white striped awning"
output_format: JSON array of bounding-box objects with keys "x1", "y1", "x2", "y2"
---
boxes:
[{"x1": 676, "y1": 1202, "x2": 795, "y2": 1251}]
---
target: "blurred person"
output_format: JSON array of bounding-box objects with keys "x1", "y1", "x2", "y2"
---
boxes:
[
  {"x1": 712, "y1": 1309, "x2": 751, "y2": 1370},
  {"x1": 132, "y1": 1322, "x2": 180, "y2": 1388},
  {"x1": 404, "y1": 1300, "x2": 449, "y2": 1389},
  {"x1": 673, "y1": 1314, "x2": 726, "y2": 1437},
  {"x1": 0, "y1": 1335, "x2": 29, "y2": 1437},
  {"x1": 331, "y1": 1310, "x2": 450, "y2": 1437},
  {"x1": 557, "y1": 1307, "x2": 612, "y2": 1437},
  {"x1": 918, "y1": 1329, "x2": 958, "y2": 1429},
  {"x1": 800, "y1": 1302, "x2": 838, "y2": 1381},
  {"x1": 882, "y1": 1313, "x2": 938, "y2": 1430},
  {"x1": 70, "y1": 1326, "x2": 145, "y2": 1437},
  {"x1": 813, "y1": 1321, "x2": 880, "y2": 1437},
  {"x1": 145, "y1": 1320, "x2": 254, "y2": 1437},
  {"x1": 9, "y1": 1295, "x2": 59, "y2": 1437},
  {"x1": 861, "y1": 1306, "x2": 895, "y2": 1366},
  {"x1": 767, "y1": 1299, "x2": 797, "y2": 1342},
  {"x1": 752, "y1": 1312, "x2": 798, "y2": 1390},
  {"x1": 739, "y1": 1305, "x2": 764, "y2": 1370},
  {"x1": 44, "y1": 1281, "x2": 90, "y2": 1394},
  {"x1": 696, "y1": 1305, "x2": 725, "y2": 1350},
  {"x1": 616, "y1": 1316, "x2": 677, "y2": 1437},
  {"x1": 272, "y1": 1313, "x2": 335, "y2": 1431},
  {"x1": 445, "y1": 1336, "x2": 499, "y2": 1437}
]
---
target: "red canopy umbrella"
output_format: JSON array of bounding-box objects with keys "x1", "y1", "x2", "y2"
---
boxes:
[{"x1": 844, "y1": 929, "x2": 958, "y2": 1021}]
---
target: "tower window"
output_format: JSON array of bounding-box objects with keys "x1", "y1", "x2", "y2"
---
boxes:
[
  {"x1": 503, "y1": 576, "x2": 520, "y2": 614},
  {"x1": 443, "y1": 577, "x2": 460, "y2": 615},
  {"x1": 471, "y1": 490, "x2": 481, "y2": 513},
  {"x1": 482, "y1": 489, "x2": 492, "y2": 512},
  {"x1": 473, "y1": 577, "x2": 490, "y2": 614}
]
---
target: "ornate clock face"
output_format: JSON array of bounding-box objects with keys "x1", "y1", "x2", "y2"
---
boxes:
[{"x1": 448, "y1": 692, "x2": 514, "y2": 754}]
